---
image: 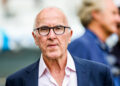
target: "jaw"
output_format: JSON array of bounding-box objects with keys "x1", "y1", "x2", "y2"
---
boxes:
[{"x1": 43, "y1": 49, "x2": 62, "y2": 60}]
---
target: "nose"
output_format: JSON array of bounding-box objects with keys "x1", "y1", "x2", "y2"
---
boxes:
[
  {"x1": 116, "y1": 14, "x2": 120, "y2": 23},
  {"x1": 47, "y1": 29, "x2": 56, "y2": 39}
]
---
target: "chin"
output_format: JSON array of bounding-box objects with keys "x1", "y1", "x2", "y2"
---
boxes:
[
  {"x1": 47, "y1": 55, "x2": 61, "y2": 60},
  {"x1": 47, "y1": 52, "x2": 61, "y2": 60}
]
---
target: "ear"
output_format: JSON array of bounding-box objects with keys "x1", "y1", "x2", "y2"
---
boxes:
[
  {"x1": 32, "y1": 31, "x2": 39, "y2": 46},
  {"x1": 68, "y1": 30, "x2": 73, "y2": 44},
  {"x1": 32, "y1": 31, "x2": 36, "y2": 39},
  {"x1": 92, "y1": 10, "x2": 102, "y2": 21}
]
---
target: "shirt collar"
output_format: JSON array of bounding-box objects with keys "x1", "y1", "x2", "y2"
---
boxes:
[
  {"x1": 39, "y1": 51, "x2": 76, "y2": 78},
  {"x1": 86, "y1": 29, "x2": 110, "y2": 52},
  {"x1": 66, "y1": 51, "x2": 76, "y2": 72},
  {"x1": 39, "y1": 54, "x2": 47, "y2": 78}
]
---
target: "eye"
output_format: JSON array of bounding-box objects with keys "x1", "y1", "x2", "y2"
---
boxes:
[
  {"x1": 39, "y1": 27, "x2": 49, "y2": 31},
  {"x1": 54, "y1": 26, "x2": 64, "y2": 31},
  {"x1": 112, "y1": 10, "x2": 118, "y2": 15},
  {"x1": 39, "y1": 27, "x2": 49, "y2": 32}
]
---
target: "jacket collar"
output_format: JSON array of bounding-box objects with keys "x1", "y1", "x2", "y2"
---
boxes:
[
  {"x1": 25, "y1": 59, "x2": 40, "y2": 86},
  {"x1": 72, "y1": 56, "x2": 91, "y2": 86}
]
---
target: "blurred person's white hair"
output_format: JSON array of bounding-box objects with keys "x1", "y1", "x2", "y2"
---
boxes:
[{"x1": 78, "y1": 0, "x2": 107, "y2": 27}]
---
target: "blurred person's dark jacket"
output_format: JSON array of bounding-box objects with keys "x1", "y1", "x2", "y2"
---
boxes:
[
  {"x1": 68, "y1": 29, "x2": 109, "y2": 65},
  {"x1": 111, "y1": 41, "x2": 120, "y2": 67}
]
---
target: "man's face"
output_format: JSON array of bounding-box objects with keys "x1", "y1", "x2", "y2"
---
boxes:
[
  {"x1": 33, "y1": 9, "x2": 72, "y2": 60},
  {"x1": 97, "y1": 0, "x2": 120, "y2": 35}
]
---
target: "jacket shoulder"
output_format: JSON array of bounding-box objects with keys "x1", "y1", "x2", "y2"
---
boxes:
[
  {"x1": 73, "y1": 56, "x2": 110, "y2": 71},
  {"x1": 73, "y1": 56, "x2": 114, "y2": 86}
]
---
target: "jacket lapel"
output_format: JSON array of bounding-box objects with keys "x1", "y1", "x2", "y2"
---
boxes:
[
  {"x1": 25, "y1": 60, "x2": 39, "y2": 86},
  {"x1": 73, "y1": 56, "x2": 91, "y2": 86}
]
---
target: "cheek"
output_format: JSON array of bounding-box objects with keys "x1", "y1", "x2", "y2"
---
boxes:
[
  {"x1": 105, "y1": 14, "x2": 115, "y2": 24},
  {"x1": 37, "y1": 37, "x2": 47, "y2": 50},
  {"x1": 60, "y1": 36, "x2": 69, "y2": 48},
  {"x1": 101, "y1": 17, "x2": 110, "y2": 27}
]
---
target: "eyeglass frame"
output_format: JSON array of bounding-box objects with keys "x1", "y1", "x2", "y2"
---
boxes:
[{"x1": 33, "y1": 25, "x2": 71, "y2": 36}]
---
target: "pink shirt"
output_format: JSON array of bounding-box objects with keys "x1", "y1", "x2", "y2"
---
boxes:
[{"x1": 38, "y1": 51, "x2": 77, "y2": 86}]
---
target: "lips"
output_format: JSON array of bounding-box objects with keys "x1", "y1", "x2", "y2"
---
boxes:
[{"x1": 47, "y1": 44, "x2": 58, "y2": 48}]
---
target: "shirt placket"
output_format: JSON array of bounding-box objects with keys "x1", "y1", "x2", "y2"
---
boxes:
[
  {"x1": 62, "y1": 68, "x2": 70, "y2": 86},
  {"x1": 46, "y1": 71, "x2": 58, "y2": 86}
]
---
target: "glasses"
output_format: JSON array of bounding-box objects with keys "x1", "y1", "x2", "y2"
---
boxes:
[{"x1": 33, "y1": 25, "x2": 71, "y2": 36}]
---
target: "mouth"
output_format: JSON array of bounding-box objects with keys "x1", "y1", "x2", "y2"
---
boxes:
[{"x1": 47, "y1": 44, "x2": 58, "y2": 48}]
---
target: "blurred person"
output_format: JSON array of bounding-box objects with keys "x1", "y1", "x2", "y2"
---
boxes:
[
  {"x1": 110, "y1": 6, "x2": 120, "y2": 70},
  {"x1": 68, "y1": 0, "x2": 120, "y2": 65},
  {"x1": 106, "y1": 6, "x2": 120, "y2": 76},
  {"x1": 108, "y1": 6, "x2": 120, "y2": 86},
  {"x1": 109, "y1": 28, "x2": 120, "y2": 86},
  {"x1": 5, "y1": 7, "x2": 114, "y2": 86},
  {"x1": 105, "y1": 5, "x2": 120, "y2": 73}
]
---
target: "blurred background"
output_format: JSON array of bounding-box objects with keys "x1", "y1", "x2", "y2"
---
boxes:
[{"x1": 0, "y1": 0, "x2": 119, "y2": 86}]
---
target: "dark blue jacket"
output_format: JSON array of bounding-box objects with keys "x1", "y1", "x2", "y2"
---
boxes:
[
  {"x1": 6, "y1": 56, "x2": 114, "y2": 86},
  {"x1": 68, "y1": 29, "x2": 109, "y2": 65}
]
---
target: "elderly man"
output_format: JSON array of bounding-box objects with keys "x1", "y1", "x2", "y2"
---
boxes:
[{"x1": 6, "y1": 7, "x2": 114, "y2": 86}]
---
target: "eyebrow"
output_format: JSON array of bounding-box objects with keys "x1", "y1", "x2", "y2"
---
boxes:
[{"x1": 36, "y1": 25, "x2": 66, "y2": 28}]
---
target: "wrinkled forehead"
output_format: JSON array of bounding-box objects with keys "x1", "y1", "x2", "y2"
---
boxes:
[{"x1": 35, "y1": 8, "x2": 68, "y2": 28}]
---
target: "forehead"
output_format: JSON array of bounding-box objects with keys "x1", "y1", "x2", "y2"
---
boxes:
[
  {"x1": 105, "y1": 0, "x2": 118, "y2": 12},
  {"x1": 35, "y1": 8, "x2": 68, "y2": 27}
]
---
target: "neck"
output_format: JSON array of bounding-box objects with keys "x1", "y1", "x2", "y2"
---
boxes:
[
  {"x1": 88, "y1": 21, "x2": 110, "y2": 42},
  {"x1": 42, "y1": 52, "x2": 67, "y2": 86},
  {"x1": 43, "y1": 52, "x2": 67, "y2": 73}
]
